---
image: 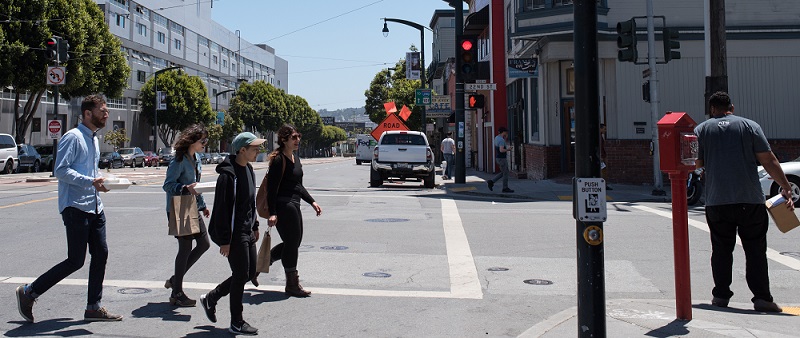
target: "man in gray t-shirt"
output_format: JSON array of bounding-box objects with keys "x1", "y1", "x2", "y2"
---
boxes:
[{"x1": 694, "y1": 91, "x2": 794, "y2": 313}]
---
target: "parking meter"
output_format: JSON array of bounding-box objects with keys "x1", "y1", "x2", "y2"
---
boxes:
[{"x1": 656, "y1": 111, "x2": 698, "y2": 321}]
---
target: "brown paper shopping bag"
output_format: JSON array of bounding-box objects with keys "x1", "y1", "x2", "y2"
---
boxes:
[
  {"x1": 255, "y1": 228, "x2": 272, "y2": 273},
  {"x1": 168, "y1": 195, "x2": 200, "y2": 236}
]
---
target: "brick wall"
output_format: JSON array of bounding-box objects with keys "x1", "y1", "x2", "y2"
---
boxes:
[
  {"x1": 769, "y1": 140, "x2": 800, "y2": 162},
  {"x1": 523, "y1": 144, "x2": 561, "y2": 180}
]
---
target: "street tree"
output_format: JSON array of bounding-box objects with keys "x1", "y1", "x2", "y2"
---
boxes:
[
  {"x1": 103, "y1": 128, "x2": 129, "y2": 150},
  {"x1": 284, "y1": 94, "x2": 323, "y2": 143},
  {"x1": 0, "y1": 0, "x2": 130, "y2": 143},
  {"x1": 364, "y1": 55, "x2": 424, "y2": 131},
  {"x1": 229, "y1": 81, "x2": 286, "y2": 133},
  {"x1": 139, "y1": 71, "x2": 215, "y2": 147},
  {"x1": 318, "y1": 125, "x2": 347, "y2": 157},
  {"x1": 206, "y1": 112, "x2": 242, "y2": 152}
]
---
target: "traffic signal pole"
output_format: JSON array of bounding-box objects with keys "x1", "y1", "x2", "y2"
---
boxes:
[
  {"x1": 574, "y1": 0, "x2": 605, "y2": 336},
  {"x1": 646, "y1": 0, "x2": 665, "y2": 195},
  {"x1": 453, "y1": 1, "x2": 465, "y2": 184}
]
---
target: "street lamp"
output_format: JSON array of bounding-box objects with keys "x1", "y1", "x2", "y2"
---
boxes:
[
  {"x1": 382, "y1": 17, "x2": 432, "y2": 133},
  {"x1": 215, "y1": 89, "x2": 235, "y2": 112},
  {"x1": 153, "y1": 65, "x2": 182, "y2": 152}
]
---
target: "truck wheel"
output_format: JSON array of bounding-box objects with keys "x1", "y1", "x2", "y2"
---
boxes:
[
  {"x1": 423, "y1": 171, "x2": 435, "y2": 188},
  {"x1": 356, "y1": 159, "x2": 362, "y2": 165},
  {"x1": 370, "y1": 166, "x2": 382, "y2": 187}
]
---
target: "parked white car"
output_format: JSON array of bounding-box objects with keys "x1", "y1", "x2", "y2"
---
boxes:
[
  {"x1": 758, "y1": 156, "x2": 800, "y2": 207},
  {"x1": 0, "y1": 133, "x2": 19, "y2": 174}
]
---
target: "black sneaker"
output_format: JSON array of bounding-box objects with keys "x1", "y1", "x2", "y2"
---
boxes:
[
  {"x1": 200, "y1": 293, "x2": 216, "y2": 323},
  {"x1": 487, "y1": 181, "x2": 494, "y2": 191},
  {"x1": 711, "y1": 297, "x2": 729, "y2": 308},
  {"x1": 502, "y1": 188, "x2": 515, "y2": 193},
  {"x1": 16, "y1": 285, "x2": 35, "y2": 323},
  {"x1": 84, "y1": 307, "x2": 123, "y2": 322},
  {"x1": 753, "y1": 299, "x2": 782, "y2": 313},
  {"x1": 229, "y1": 320, "x2": 258, "y2": 335}
]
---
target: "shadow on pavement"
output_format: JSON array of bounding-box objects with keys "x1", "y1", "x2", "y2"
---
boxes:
[
  {"x1": 693, "y1": 303, "x2": 795, "y2": 316},
  {"x1": 4, "y1": 318, "x2": 92, "y2": 337},
  {"x1": 644, "y1": 319, "x2": 690, "y2": 337},
  {"x1": 130, "y1": 302, "x2": 191, "y2": 322},
  {"x1": 183, "y1": 325, "x2": 229, "y2": 337},
  {"x1": 242, "y1": 290, "x2": 289, "y2": 305}
]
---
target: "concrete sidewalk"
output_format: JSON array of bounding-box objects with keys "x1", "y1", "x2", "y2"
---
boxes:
[{"x1": 439, "y1": 167, "x2": 672, "y2": 203}]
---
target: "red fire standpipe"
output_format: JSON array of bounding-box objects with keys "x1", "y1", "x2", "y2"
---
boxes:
[{"x1": 669, "y1": 172, "x2": 692, "y2": 320}]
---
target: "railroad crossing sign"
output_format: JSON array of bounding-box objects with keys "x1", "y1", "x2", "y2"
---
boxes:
[
  {"x1": 47, "y1": 120, "x2": 62, "y2": 139},
  {"x1": 46, "y1": 66, "x2": 66, "y2": 86},
  {"x1": 371, "y1": 113, "x2": 409, "y2": 141}
]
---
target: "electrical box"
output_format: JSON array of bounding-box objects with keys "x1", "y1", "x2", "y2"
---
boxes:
[{"x1": 657, "y1": 112, "x2": 698, "y2": 173}]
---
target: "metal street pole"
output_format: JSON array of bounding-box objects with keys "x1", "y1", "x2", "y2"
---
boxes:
[
  {"x1": 215, "y1": 89, "x2": 235, "y2": 112},
  {"x1": 452, "y1": 2, "x2": 466, "y2": 184},
  {"x1": 706, "y1": 0, "x2": 727, "y2": 110},
  {"x1": 153, "y1": 66, "x2": 181, "y2": 152},
  {"x1": 646, "y1": 0, "x2": 665, "y2": 195},
  {"x1": 382, "y1": 18, "x2": 431, "y2": 133},
  {"x1": 574, "y1": 0, "x2": 605, "y2": 336}
]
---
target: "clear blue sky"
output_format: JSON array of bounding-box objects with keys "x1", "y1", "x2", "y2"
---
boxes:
[{"x1": 211, "y1": 0, "x2": 452, "y2": 111}]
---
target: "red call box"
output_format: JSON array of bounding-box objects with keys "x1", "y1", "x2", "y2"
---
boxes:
[{"x1": 657, "y1": 112, "x2": 698, "y2": 173}]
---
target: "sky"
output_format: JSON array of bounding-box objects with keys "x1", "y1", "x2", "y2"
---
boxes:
[{"x1": 210, "y1": 0, "x2": 454, "y2": 112}]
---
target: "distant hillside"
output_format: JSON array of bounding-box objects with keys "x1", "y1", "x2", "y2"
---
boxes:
[{"x1": 318, "y1": 107, "x2": 370, "y2": 123}]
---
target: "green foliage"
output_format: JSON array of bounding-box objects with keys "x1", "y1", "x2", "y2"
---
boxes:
[
  {"x1": 205, "y1": 112, "x2": 242, "y2": 151},
  {"x1": 364, "y1": 58, "x2": 424, "y2": 132},
  {"x1": 318, "y1": 125, "x2": 348, "y2": 147},
  {"x1": 285, "y1": 94, "x2": 323, "y2": 145},
  {"x1": 0, "y1": 0, "x2": 130, "y2": 142},
  {"x1": 139, "y1": 71, "x2": 215, "y2": 146},
  {"x1": 103, "y1": 128, "x2": 130, "y2": 149},
  {"x1": 229, "y1": 81, "x2": 287, "y2": 133}
]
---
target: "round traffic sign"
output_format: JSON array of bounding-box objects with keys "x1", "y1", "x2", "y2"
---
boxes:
[{"x1": 48, "y1": 120, "x2": 62, "y2": 134}]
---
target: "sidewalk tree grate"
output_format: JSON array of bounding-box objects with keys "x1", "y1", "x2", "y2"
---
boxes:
[
  {"x1": 523, "y1": 279, "x2": 553, "y2": 286},
  {"x1": 118, "y1": 287, "x2": 151, "y2": 295},
  {"x1": 488, "y1": 267, "x2": 509, "y2": 271},
  {"x1": 365, "y1": 218, "x2": 410, "y2": 223},
  {"x1": 779, "y1": 252, "x2": 800, "y2": 259},
  {"x1": 363, "y1": 272, "x2": 392, "y2": 278},
  {"x1": 321, "y1": 245, "x2": 348, "y2": 250}
]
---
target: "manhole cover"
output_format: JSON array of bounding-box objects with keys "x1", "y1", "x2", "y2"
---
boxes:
[
  {"x1": 320, "y1": 246, "x2": 348, "y2": 250},
  {"x1": 299, "y1": 245, "x2": 315, "y2": 249},
  {"x1": 363, "y1": 272, "x2": 392, "y2": 278},
  {"x1": 488, "y1": 267, "x2": 509, "y2": 271},
  {"x1": 118, "y1": 287, "x2": 151, "y2": 295},
  {"x1": 365, "y1": 218, "x2": 410, "y2": 223},
  {"x1": 523, "y1": 279, "x2": 553, "y2": 286},
  {"x1": 780, "y1": 252, "x2": 800, "y2": 259}
]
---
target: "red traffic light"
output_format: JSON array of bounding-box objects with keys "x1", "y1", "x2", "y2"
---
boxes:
[
  {"x1": 46, "y1": 40, "x2": 57, "y2": 46},
  {"x1": 461, "y1": 39, "x2": 473, "y2": 51}
]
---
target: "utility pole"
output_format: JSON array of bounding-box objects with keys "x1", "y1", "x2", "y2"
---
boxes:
[
  {"x1": 706, "y1": 0, "x2": 727, "y2": 112},
  {"x1": 448, "y1": 0, "x2": 466, "y2": 184}
]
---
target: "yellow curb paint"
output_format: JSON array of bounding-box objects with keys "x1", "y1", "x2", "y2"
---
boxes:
[
  {"x1": 782, "y1": 306, "x2": 800, "y2": 316},
  {"x1": 0, "y1": 196, "x2": 57, "y2": 209}
]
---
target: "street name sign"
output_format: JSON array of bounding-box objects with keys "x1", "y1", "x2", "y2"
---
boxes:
[
  {"x1": 371, "y1": 114, "x2": 409, "y2": 141},
  {"x1": 465, "y1": 83, "x2": 496, "y2": 91}
]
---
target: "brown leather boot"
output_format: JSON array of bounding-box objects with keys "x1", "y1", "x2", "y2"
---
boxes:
[{"x1": 285, "y1": 270, "x2": 311, "y2": 297}]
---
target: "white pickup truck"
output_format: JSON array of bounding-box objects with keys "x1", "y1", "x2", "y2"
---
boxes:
[{"x1": 370, "y1": 130, "x2": 435, "y2": 188}]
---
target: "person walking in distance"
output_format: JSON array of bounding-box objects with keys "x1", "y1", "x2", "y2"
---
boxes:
[
  {"x1": 162, "y1": 124, "x2": 211, "y2": 307},
  {"x1": 201, "y1": 132, "x2": 265, "y2": 335},
  {"x1": 267, "y1": 124, "x2": 322, "y2": 297},
  {"x1": 15, "y1": 95, "x2": 123, "y2": 322},
  {"x1": 695, "y1": 91, "x2": 794, "y2": 313},
  {"x1": 487, "y1": 127, "x2": 514, "y2": 193},
  {"x1": 440, "y1": 132, "x2": 455, "y2": 180}
]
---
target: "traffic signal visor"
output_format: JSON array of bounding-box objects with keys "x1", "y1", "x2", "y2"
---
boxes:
[
  {"x1": 45, "y1": 38, "x2": 58, "y2": 61},
  {"x1": 663, "y1": 28, "x2": 681, "y2": 62},
  {"x1": 616, "y1": 19, "x2": 637, "y2": 62},
  {"x1": 460, "y1": 38, "x2": 477, "y2": 76}
]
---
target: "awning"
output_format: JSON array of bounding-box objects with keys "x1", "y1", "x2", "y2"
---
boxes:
[{"x1": 463, "y1": 5, "x2": 489, "y2": 37}]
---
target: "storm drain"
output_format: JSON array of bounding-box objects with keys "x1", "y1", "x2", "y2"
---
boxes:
[
  {"x1": 488, "y1": 267, "x2": 509, "y2": 272},
  {"x1": 780, "y1": 252, "x2": 800, "y2": 259},
  {"x1": 118, "y1": 287, "x2": 151, "y2": 295},
  {"x1": 320, "y1": 246, "x2": 349, "y2": 251},
  {"x1": 523, "y1": 279, "x2": 553, "y2": 286},
  {"x1": 365, "y1": 218, "x2": 410, "y2": 223},
  {"x1": 363, "y1": 272, "x2": 392, "y2": 278}
]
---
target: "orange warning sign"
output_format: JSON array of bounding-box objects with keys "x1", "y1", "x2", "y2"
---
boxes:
[{"x1": 371, "y1": 114, "x2": 409, "y2": 141}]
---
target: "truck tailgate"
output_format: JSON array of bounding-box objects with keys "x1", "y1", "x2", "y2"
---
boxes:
[{"x1": 378, "y1": 146, "x2": 427, "y2": 163}]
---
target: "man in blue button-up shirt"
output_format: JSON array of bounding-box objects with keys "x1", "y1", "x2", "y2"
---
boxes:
[{"x1": 16, "y1": 95, "x2": 123, "y2": 323}]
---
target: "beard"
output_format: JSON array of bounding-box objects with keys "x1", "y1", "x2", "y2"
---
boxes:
[{"x1": 90, "y1": 113, "x2": 107, "y2": 129}]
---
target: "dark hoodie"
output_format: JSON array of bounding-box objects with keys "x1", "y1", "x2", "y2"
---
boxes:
[{"x1": 208, "y1": 154, "x2": 259, "y2": 246}]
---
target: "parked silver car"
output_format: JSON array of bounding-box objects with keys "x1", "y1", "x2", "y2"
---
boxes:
[
  {"x1": 118, "y1": 147, "x2": 146, "y2": 167},
  {"x1": 16, "y1": 144, "x2": 42, "y2": 173}
]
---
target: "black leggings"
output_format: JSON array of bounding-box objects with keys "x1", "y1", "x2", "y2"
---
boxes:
[
  {"x1": 173, "y1": 232, "x2": 210, "y2": 294},
  {"x1": 271, "y1": 201, "x2": 304, "y2": 269}
]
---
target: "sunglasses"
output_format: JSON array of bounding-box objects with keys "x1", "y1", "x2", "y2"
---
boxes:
[
  {"x1": 291, "y1": 134, "x2": 302, "y2": 140},
  {"x1": 198, "y1": 138, "x2": 208, "y2": 145}
]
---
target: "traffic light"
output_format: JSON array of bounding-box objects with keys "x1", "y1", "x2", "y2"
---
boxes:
[
  {"x1": 459, "y1": 37, "x2": 477, "y2": 81},
  {"x1": 45, "y1": 37, "x2": 58, "y2": 61},
  {"x1": 616, "y1": 19, "x2": 637, "y2": 63},
  {"x1": 663, "y1": 28, "x2": 681, "y2": 62},
  {"x1": 468, "y1": 94, "x2": 484, "y2": 109},
  {"x1": 58, "y1": 39, "x2": 70, "y2": 62}
]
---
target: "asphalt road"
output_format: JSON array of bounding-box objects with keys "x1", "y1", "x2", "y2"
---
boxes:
[{"x1": 1, "y1": 158, "x2": 799, "y2": 337}]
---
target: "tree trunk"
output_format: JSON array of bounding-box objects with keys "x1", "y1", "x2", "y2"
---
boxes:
[{"x1": 14, "y1": 90, "x2": 44, "y2": 144}]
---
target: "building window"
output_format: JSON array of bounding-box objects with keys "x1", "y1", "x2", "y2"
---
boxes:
[
  {"x1": 116, "y1": 13, "x2": 126, "y2": 28},
  {"x1": 153, "y1": 12, "x2": 168, "y2": 27},
  {"x1": 174, "y1": 39, "x2": 181, "y2": 50},
  {"x1": 213, "y1": 55, "x2": 218, "y2": 64},
  {"x1": 525, "y1": 0, "x2": 546, "y2": 10},
  {"x1": 137, "y1": 70, "x2": 146, "y2": 82},
  {"x1": 106, "y1": 98, "x2": 126, "y2": 110},
  {"x1": 130, "y1": 98, "x2": 140, "y2": 111},
  {"x1": 136, "y1": 23, "x2": 147, "y2": 37},
  {"x1": 157, "y1": 31, "x2": 165, "y2": 44},
  {"x1": 222, "y1": 59, "x2": 228, "y2": 68}
]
